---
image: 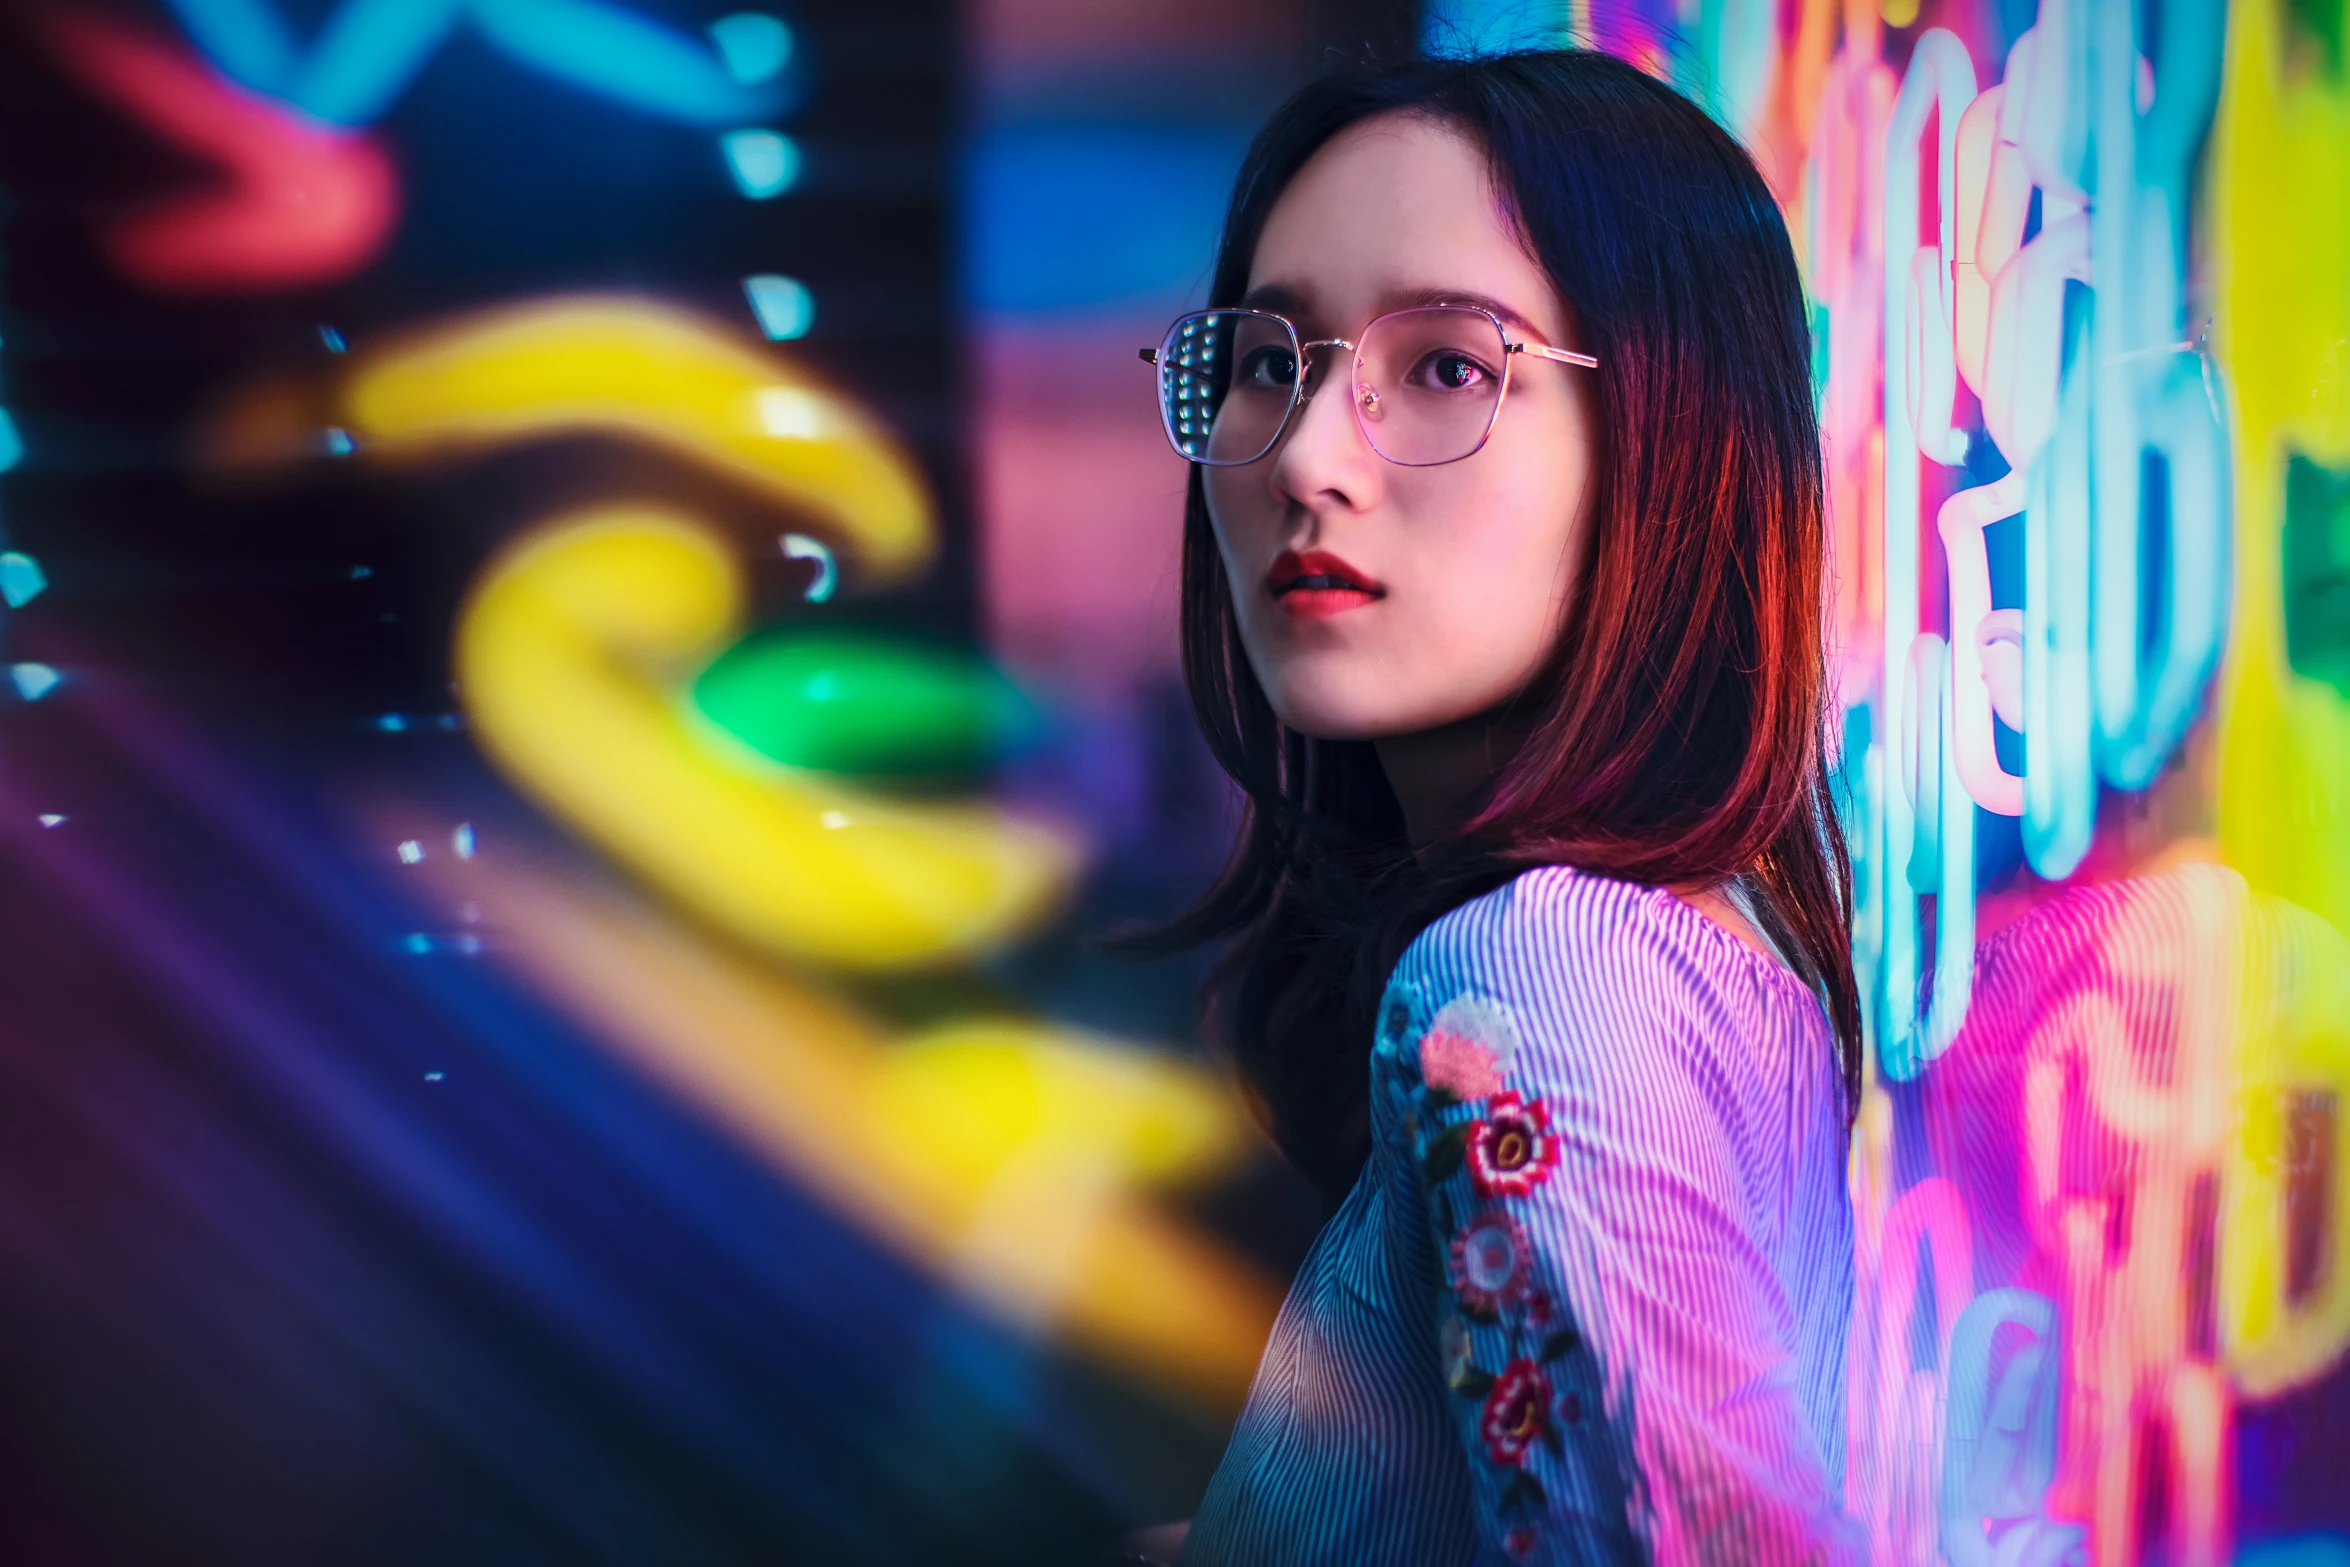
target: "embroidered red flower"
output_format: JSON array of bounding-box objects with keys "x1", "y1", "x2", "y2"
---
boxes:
[
  {"x1": 1449, "y1": 1210, "x2": 1532, "y2": 1316},
  {"x1": 1479, "y1": 1358, "x2": 1552, "y2": 1466},
  {"x1": 1504, "y1": 1524, "x2": 1540, "y2": 1560},
  {"x1": 1468, "y1": 1091, "x2": 1559, "y2": 1197}
]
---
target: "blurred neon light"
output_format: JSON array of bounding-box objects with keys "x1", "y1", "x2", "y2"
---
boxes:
[
  {"x1": 37, "y1": 12, "x2": 398, "y2": 291},
  {"x1": 691, "y1": 631, "x2": 1039, "y2": 777},
  {"x1": 0, "y1": 553, "x2": 46, "y2": 608},
  {"x1": 385, "y1": 828, "x2": 1277, "y2": 1402},
  {"x1": 2002, "y1": 865, "x2": 2350, "y2": 1563},
  {"x1": 708, "y1": 12, "x2": 792, "y2": 85},
  {"x1": 1941, "y1": 17, "x2": 2109, "y2": 882},
  {"x1": 1940, "y1": 41, "x2": 2095, "y2": 833},
  {"x1": 460, "y1": 512, "x2": 1077, "y2": 968},
  {"x1": 2219, "y1": 915, "x2": 2350, "y2": 1398},
  {"x1": 1805, "y1": 15, "x2": 1893, "y2": 705},
  {"x1": 721, "y1": 130, "x2": 800, "y2": 199},
  {"x1": 743, "y1": 274, "x2": 814, "y2": 340},
  {"x1": 206, "y1": 298, "x2": 934, "y2": 583},
  {"x1": 284, "y1": 288, "x2": 1280, "y2": 1402},
  {"x1": 2213, "y1": 0, "x2": 2350, "y2": 949},
  {"x1": 0, "y1": 409, "x2": 22, "y2": 473},
  {"x1": 1938, "y1": 475, "x2": 2026, "y2": 817},
  {"x1": 204, "y1": 296, "x2": 1042, "y2": 966},
  {"x1": 1845, "y1": 1174, "x2": 1974, "y2": 1563},
  {"x1": 1665, "y1": 0, "x2": 2347, "y2": 1556},
  {"x1": 470, "y1": 0, "x2": 782, "y2": 126},
  {"x1": 11, "y1": 663, "x2": 62, "y2": 701},
  {"x1": 782, "y1": 532, "x2": 835, "y2": 601},
  {"x1": 158, "y1": 0, "x2": 784, "y2": 128},
  {"x1": 1876, "y1": 28, "x2": 1976, "y2": 1077},
  {"x1": 2088, "y1": 0, "x2": 2231, "y2": 793},
  {"x1": 2022, "y1": 320, "x2": 2098, "y2": 880},
  {"x1": 2240, "y1": 1543, "x2": 2350, "y2": 1567},
  {"x1": 1941, "y1": 1289, "x2": 2080, "y2": 1567}
]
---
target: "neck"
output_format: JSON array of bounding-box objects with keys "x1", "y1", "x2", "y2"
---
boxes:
[{"x1": 1373, "y1": 708, "x2": 1529, "y2": 850}]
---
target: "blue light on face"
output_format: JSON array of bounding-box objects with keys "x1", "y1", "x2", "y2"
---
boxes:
[
  {"x1": 708, "y1": 12, "x2": 792, "y2": 86},
  {"x1": 722, "y1": 130, "x2": 800, "y2": 199},
  {"x1": 743, "y1": 275, "x2": 814, "y2": 340}
]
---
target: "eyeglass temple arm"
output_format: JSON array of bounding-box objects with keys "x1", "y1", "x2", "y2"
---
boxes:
[
  {"x1": 1145, "y1": 343, "x2": 1594, "y2": 367},
  {"x1": 1510, "y1": 342, "x2": 1599, "y2": 369}
]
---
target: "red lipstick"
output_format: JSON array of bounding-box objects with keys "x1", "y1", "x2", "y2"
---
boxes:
[{"x1": 1267, "y1": 548, "x2": 1385, "y2": 619}]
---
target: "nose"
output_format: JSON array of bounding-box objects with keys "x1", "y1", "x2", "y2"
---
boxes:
[{"x1": 1268, "y1": 345, "x2": 1379, "y2": 516}]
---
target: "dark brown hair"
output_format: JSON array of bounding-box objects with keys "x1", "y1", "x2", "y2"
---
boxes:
[{"x1": 1147, "y1": 49, "x2": 1859, "y2": 1212}]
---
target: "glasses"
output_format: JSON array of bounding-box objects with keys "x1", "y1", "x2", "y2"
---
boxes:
[{"x1": 1141, "y1": 305, "x2": 1597, "y2": 468}]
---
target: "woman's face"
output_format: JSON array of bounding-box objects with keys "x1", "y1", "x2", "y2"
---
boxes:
[{"x1": 1205, "y1": 112, "x2": 1600, "y2": 743}]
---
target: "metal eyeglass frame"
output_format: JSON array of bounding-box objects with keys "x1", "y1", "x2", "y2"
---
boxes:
[{"x1": 1139, "y1": 304, "x2": 1599, "y2": 468}]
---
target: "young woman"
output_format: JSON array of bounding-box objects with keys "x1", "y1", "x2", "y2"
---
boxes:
[{"x1": 1129, "y1": 49, "x2": 1864, "y2": 1566}]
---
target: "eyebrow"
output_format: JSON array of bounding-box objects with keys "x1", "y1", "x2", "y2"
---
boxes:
[
  {"x1": 1237, "y1": 282, "x2": 1311, "y2": 319},
  {"x1": 1395, "y1": 287, "x2": 1543, "y2": 337},
  {"x1": 1234, "y1": 283, "x2": 1548, "y2": 340}
]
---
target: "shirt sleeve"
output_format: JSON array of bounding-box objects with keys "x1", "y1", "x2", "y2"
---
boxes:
[{"x1": 1393, "y1": 878, "x2": 1861, "y2": 1566}]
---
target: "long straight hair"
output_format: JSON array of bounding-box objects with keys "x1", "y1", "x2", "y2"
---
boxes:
[{"x1": 1148, "y1": 50, "x2": 1860, "y2": 1212}]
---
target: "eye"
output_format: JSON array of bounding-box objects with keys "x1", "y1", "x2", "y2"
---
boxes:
[
  {"x1": 1409, "y1": 350, "x2": 1496, "y2": 393},
  {"x1": 1237, "y1": 345, "x2": 1299, "y2": 389}
]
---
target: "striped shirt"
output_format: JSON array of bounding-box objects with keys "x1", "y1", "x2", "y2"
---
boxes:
[{"x1": 1182, "y1": 865, "x2": 1863, "y2": 1566}]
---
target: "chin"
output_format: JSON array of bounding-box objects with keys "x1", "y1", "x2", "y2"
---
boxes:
[{"x1": 1263, "y1": 677, "x2": 1431, "y2": 743}]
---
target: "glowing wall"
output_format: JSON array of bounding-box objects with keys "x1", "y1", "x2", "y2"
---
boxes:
[{"x1": 1426, "y1": 0, "x2": 2350, "y2": 1559}]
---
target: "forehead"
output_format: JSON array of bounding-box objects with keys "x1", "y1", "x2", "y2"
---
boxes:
[{"x1": 1245, "y1": 113, "x2": 1561, "y2": 334}]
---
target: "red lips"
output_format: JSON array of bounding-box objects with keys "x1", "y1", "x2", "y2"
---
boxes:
[{"x1": 1268, "y1": 549, "x2": 1385, "y2": 618}]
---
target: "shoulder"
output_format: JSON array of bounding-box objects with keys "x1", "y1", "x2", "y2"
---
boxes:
[
  {"x1": 1378, "y1": 865, "x2": 1804, "y2": 1117},
  {"x1": 1391, "y1": 863, "x2": 1775, "y2": 1021}
]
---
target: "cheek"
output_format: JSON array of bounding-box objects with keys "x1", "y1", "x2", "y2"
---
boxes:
[
  {"x1": 1202, "y1": 468, "x2": 1273, "y2": 580},
  {"x1": 1428, "y1": 451, "x2": 1585, "y2": 616}
]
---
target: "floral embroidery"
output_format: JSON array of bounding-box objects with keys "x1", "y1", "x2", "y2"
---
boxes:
[
  {"x1": 1478, "y1": 1358, "x2": 1553, "y2": 1465},
  {"x1": 1420, "y1": 1027, "x2": 1504, "y2": 1101},
  {"x1": 1439, "y1": 1313, "x2": 1473, "y2": 1387},
  {"x1": 1467, "y1": 1091, "x2": 1560, "y2": 1197},
  {"x1": 1411, "y1": 993, "x2": 1593, "y2": 1535},
  {"x1": 1426, "y1": 993, "x2": 1519, "y2": 1067},
  {"x1": 1449, "y1": 1210, "x2": 1532, "y2": 1318},
  {"x1": 1374, "y1": 982, "x2": 1423, "y2": 1057}
]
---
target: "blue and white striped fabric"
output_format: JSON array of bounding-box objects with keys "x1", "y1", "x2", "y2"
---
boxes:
[{"x1": 1182, "y1": 865, "x2": 1863, "y2": 1566}]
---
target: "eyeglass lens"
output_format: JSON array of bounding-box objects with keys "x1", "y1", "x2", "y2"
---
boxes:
[
  {"x1": 1155, "y1": 307, "x2": 1512, "y2": 468},
  {"x1": 1157, "y1": 312, "x2": 1298, "y2": 465}
]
